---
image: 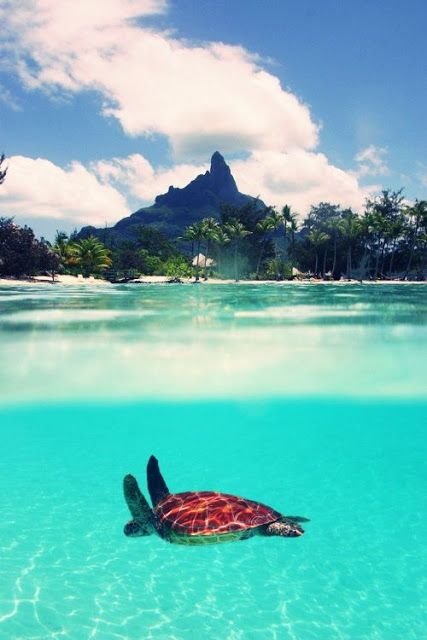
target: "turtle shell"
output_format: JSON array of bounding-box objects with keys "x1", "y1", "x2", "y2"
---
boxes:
[{"x1": 154, "y1": 491, "x2": 281, "y2": 537}]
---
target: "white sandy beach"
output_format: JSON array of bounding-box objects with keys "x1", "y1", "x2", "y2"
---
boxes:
[
  {"x1": 0, "y1": 274, "x2": 110, "y2": 286},
  {"x1": 0, "y1": 274, "x2": 426, "y2": 286}
]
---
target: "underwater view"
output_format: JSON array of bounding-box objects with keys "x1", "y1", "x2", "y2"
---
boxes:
[{"x1": 0, "y1": 282, "x2": 426, "y2": 640}]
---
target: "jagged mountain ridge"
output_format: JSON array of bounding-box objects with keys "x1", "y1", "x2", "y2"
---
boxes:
[{"x1": 79, "y1": 152, "x2": 264, "y2": 243}]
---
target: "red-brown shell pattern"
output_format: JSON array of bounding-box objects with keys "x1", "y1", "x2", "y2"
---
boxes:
[{"x1": 155, "y1": 491, "x2": 281, "y2": 536}]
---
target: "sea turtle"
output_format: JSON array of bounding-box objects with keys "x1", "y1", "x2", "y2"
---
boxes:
[{"x1": 123, "y1": 456, "x2": 308, "y2": 545}]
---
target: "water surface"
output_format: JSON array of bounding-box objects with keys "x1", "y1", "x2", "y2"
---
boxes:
[{"x1": 1, "y1": 282, "x2": 426, "y2": 402}]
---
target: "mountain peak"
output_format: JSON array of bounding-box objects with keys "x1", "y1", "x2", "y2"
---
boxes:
[
  {"x1": 79, "y1": 152, "x2": 264, "y2": 242},
  {"x1": 209, "y1": 151, "x2": 238, "y2": 199},
  {"x1": 155, "y1": 151, "x2": 239, "y2": 208},
  {"x1": 210, "y1": 151, "x2": 226, "y2": 171}
]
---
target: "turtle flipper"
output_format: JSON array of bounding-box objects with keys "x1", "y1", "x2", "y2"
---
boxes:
[
  {"x1": 147, "y1": 456, "x2": 170, "y2": 507},
  {"x1": 123, "y1": 474, "x2": 154, "y2": 536}
]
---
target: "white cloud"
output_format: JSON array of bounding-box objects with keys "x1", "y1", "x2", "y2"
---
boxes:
[
  {"x1": 93, "y1": 154, "x2": 206, "y2": 202},
  {"x1": 355, "y1": 145, "x2": 389, "y2": 178},
  {"x1": 2, "y1": 0, "x2": 318, "y2": 159},
  {"x1": 0, "y1": 0, "x2": 382, "y2": 222},
  {"x1": 231, "y1": 151, "x2": 376, "y2": 214},
  {"x1": 0, "y1": 155, "x2": 129, "y2": 224}
]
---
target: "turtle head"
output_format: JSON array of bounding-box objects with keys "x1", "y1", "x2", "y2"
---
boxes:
[
  {"x1": 265, "y1": 517, "x2": 305, "y2": 537},
  {"x1": 123, "y1": 474, "x2": 155, "y2": 538},
  {"x1": 124, "y1": 519, "x2": 153, "y2": 537}
]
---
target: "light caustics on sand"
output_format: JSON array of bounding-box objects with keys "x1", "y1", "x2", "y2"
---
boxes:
[{"x1": 0, "y1": 400, "x2": 426, "y2": 640}]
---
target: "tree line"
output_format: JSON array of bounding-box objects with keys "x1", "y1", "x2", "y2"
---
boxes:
[
  {"x1": 166, "y1": 193, "x2": 427, "y2": 281},
  {"x1": 0, "y1": 151, "x2": 426, "y2": 281}
]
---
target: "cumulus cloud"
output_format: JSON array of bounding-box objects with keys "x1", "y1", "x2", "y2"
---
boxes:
[
  {"x1": 0, "y1": 0, "x2": 381, "y2": 223},
  {"x1": 230, "y1": 151, "x2": 376, "y2": 213},
  {"x1": 2, "y1": 0, "x2": 318, "y2": 159},
  {"x1": 93, "y1": 154, "x2": 206, "y2": 202},
  {"x1": 355, "y1": 145, "x2": 389, "y2": 178},
  {"x1": 0, "y1": 155, "x2": 129, "y2": 224}
]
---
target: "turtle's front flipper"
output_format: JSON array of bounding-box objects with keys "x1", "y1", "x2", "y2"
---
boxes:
[
  {"x1": 123, "y1": 474, "x2": 154, "y2": 537},
  {"x1": 285, "y1": 515, "x2": 310, "y2": 523}
]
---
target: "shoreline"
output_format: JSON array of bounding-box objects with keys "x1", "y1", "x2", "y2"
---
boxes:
[{"x1": 1, "y1": 274, "x2": 426, "y2": 286}]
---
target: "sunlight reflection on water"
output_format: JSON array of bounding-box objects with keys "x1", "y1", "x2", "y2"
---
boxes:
[{"x1": 0, "y1": 283, "x2": 426, "y2": 405}]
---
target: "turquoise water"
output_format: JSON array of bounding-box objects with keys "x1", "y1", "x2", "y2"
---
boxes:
[{"x1": 0, "y1": 283, "x2": 426, "y2": 639}]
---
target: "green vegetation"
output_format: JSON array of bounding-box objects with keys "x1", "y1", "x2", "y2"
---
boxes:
[
  {"x1": 223, "y1": 219, "x2": 252, "y2": 281},
  {"x1": 1, "y1": 190, "x2": 426, "y2": 282},
  {"x1": 71, "y1": 236, "x2": 112, "y2": 278},
  {"x1": 0, "y1": 217, "x2": 58, "y2": 279},
  {"x1": 293, "y1": 194, "x2": 427, "y2": 280},
  {"x1": 50, "y1": 233, "x2": 112, "y2": 279}
]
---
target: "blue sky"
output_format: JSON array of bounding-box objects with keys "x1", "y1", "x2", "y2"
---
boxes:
[{"x1": 0, "y1": 0, "x2": 426, "y2": 239}]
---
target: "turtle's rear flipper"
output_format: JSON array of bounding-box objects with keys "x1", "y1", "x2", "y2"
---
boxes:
[
  {"x1": 286, "y1": 515, "x2": 310, "y2": 523},
  {"x1": 123, "y1": 474, "x2": 152, "y2": 521},
  {"x1": 147, "y1": 456, "x2": 170, "y2": 507}
]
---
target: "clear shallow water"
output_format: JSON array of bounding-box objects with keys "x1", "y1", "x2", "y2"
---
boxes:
[
  {"x1": 0, "y1": 283, "x2": 426, "y2": 402},
  {"x1": 0, "y1": 283, "x2": 426, "y2": 640}
]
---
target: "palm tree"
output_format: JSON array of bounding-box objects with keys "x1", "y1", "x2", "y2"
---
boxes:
[
  {"x1": 404, "y1": 200, "x2": 427, "y2": 278},
  {"x1": 200, "y1": 217, "x2": 220, "y2": 279},
  {"x1": 385, "y1": 215, "x2": 405, "y2": 277},
  {"x1": 181, "y1": 225, "x2": 196, "y2": 258},
  {"x1": 327, "y1": 217, "x2": 341, "y2": 278},
  {"x1": 266, "y1": 208, "x2": 283, "y2": 227},
  {"x1": 264, "y1": 208, "x2": 283, "y2": 278},
  {"x1": 308, "y1": 230, "x2": 330, "y2": 276},
  {"x1": 281, "y1": 204, "x2": 294, "y2": 261},
  {"x1": 254, "y1": 216, "x2": 275, "y2": 278},
  {"x1": 365, "y1": 190, "x2": 404, "y2": 279},
  {"x1": 338, "y1": 212, "x2": 361, "y2": 279},
  {"x1": 212, "y1": 226, "x2": 230, "y2": 277},
  {"x1": 53, "y1": 231, "x2": 79, "y2": 273},
  {"x1": 183, "y1": 222, "x2": 204, "y2": 281},
  {"x1": 358, "y1": 212, "x2": 375, "y2": 278},
  {"x1": 370, "y1": 211, "x2": 388, "y2": 279},
  {"x1": 72, "y1": 236, "x2": 112, "y2": 278},
  {"x1": 224, "y1": 219, "x2": 251, "y2": 281},
  {"x1": 288, "y1": 214, "x2": 299, "y2": 273}
]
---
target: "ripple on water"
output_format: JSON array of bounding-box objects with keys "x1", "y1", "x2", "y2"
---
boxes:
[{"x1": 0, "y1": 310, "x2": 157, "y2": 336}]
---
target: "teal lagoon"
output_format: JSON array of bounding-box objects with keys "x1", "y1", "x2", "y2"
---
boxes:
[{"x1": 0, "y1": 283, "x2": 426, "y2": 639}]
